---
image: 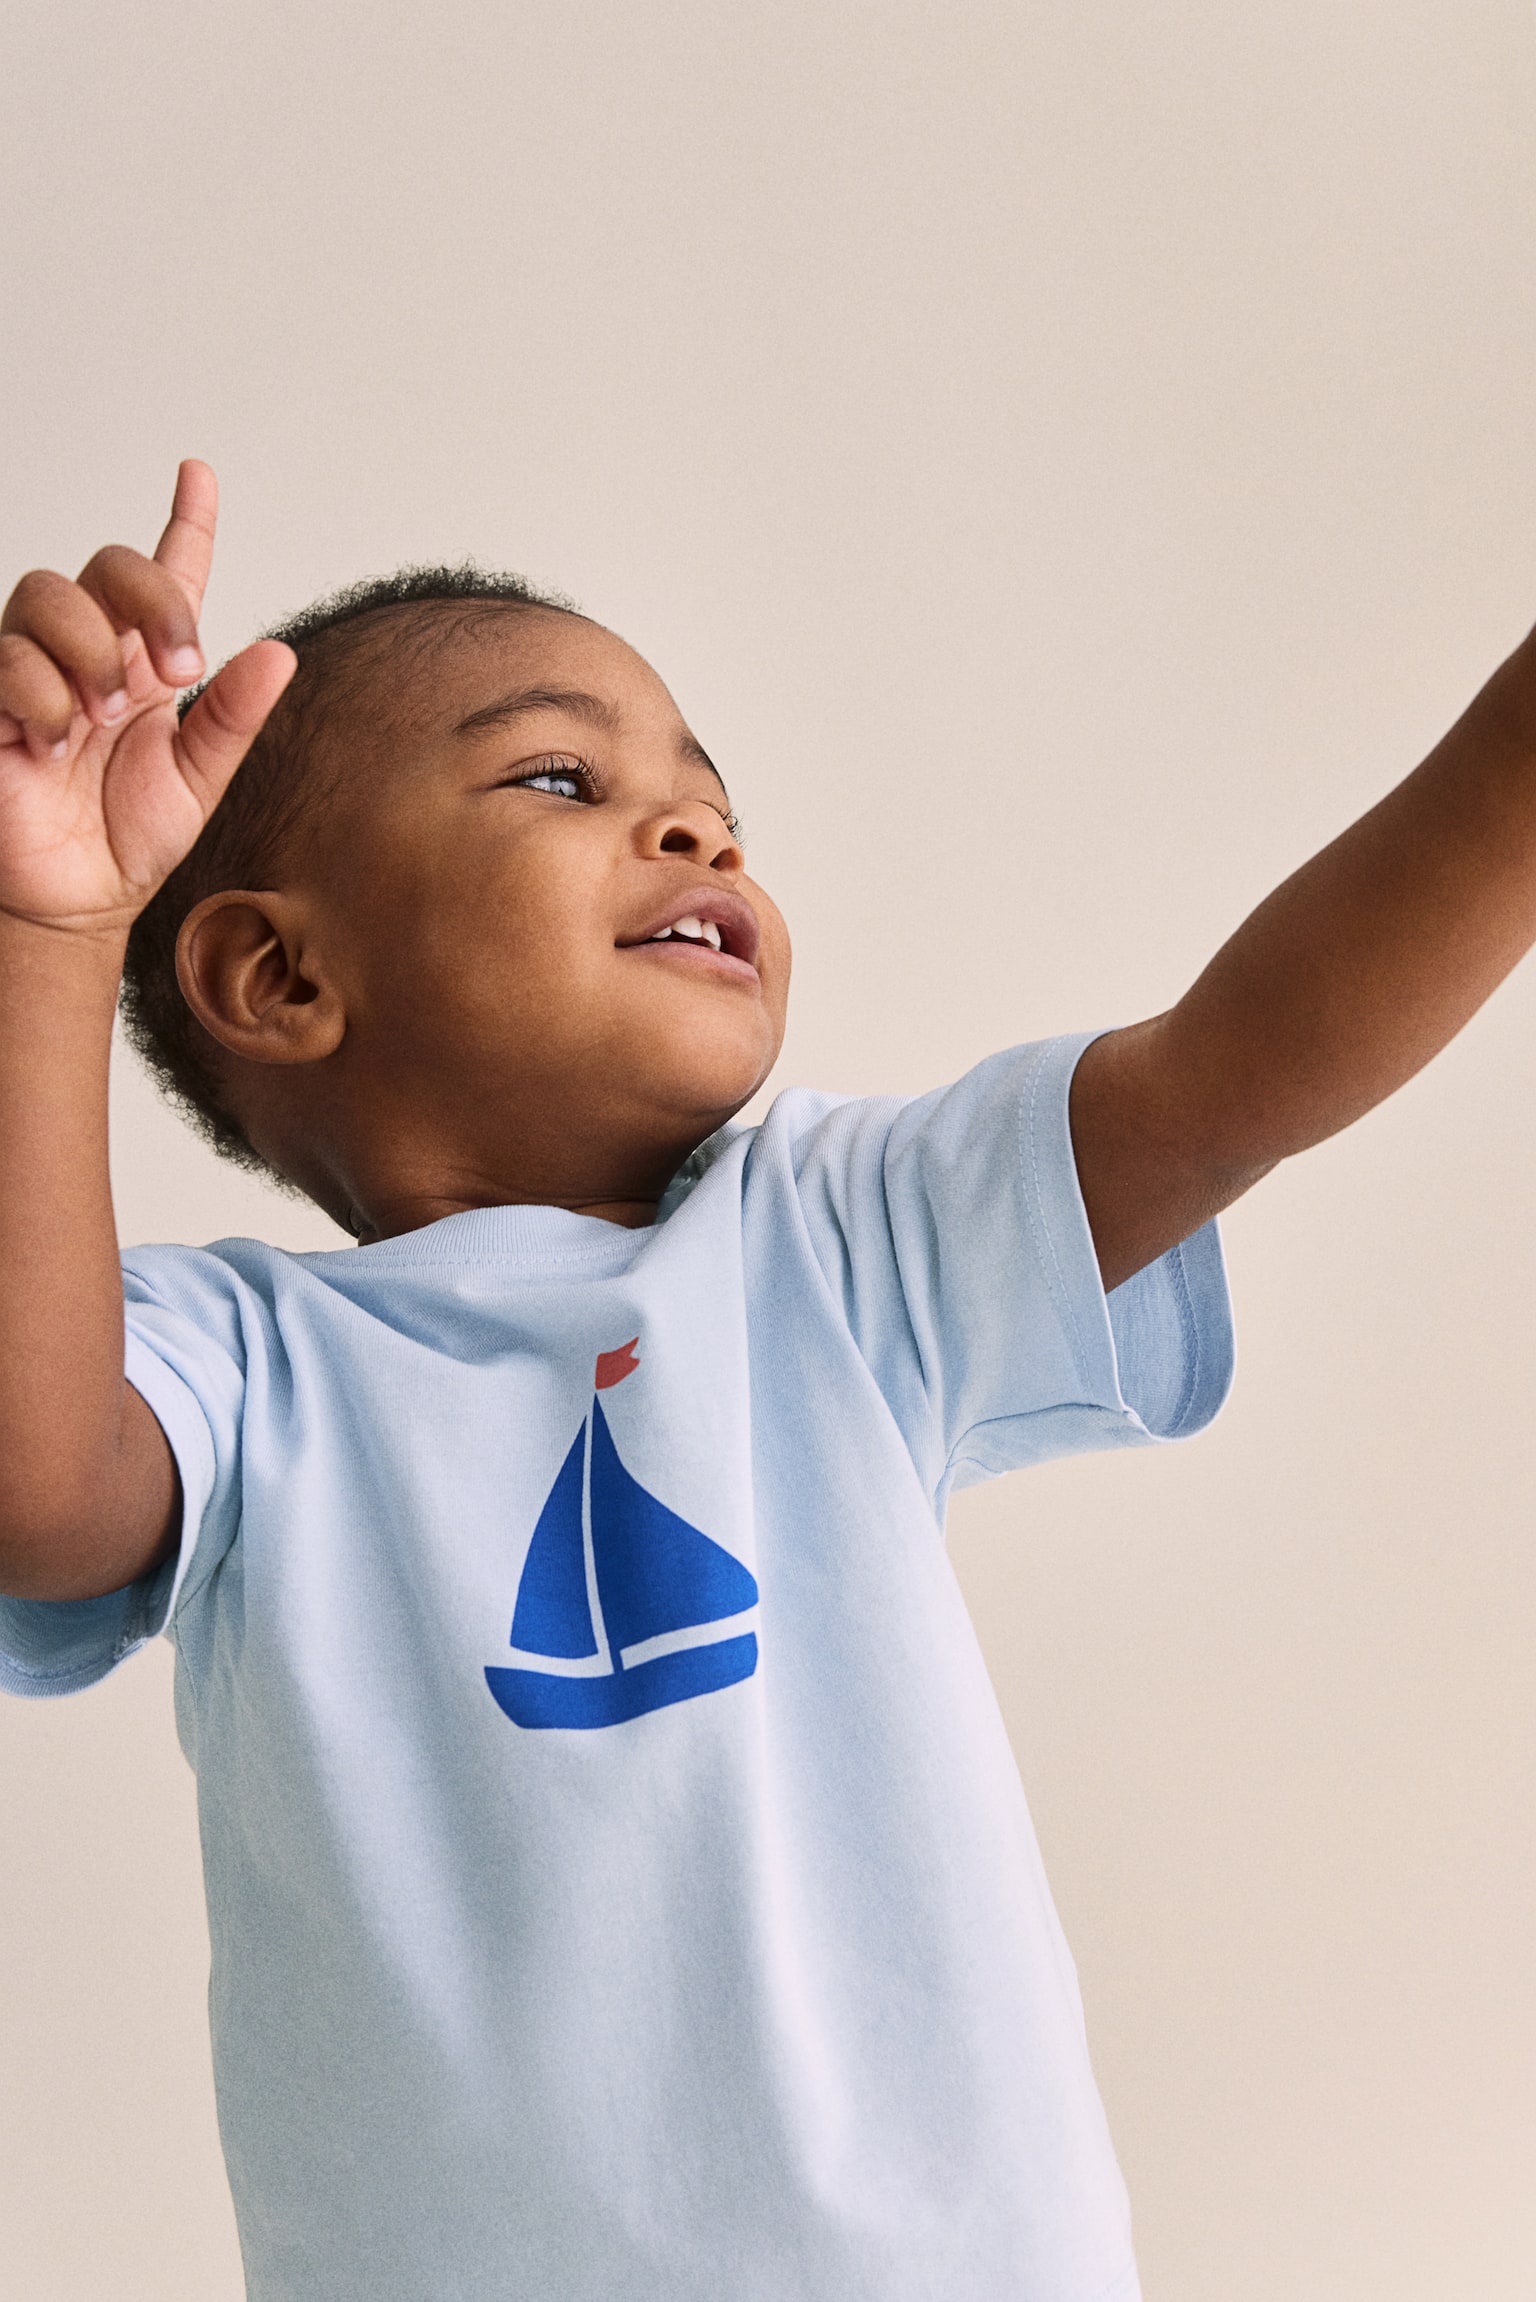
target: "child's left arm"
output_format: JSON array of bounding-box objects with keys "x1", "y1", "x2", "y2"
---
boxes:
[{"x1": 1071, "y1": 626, "x2": 1536, "y2": 1291}]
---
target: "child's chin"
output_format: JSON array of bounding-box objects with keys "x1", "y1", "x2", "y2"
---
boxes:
[{"x1": 633, "y1": 1033, "x2": 778, "y2": 1125}]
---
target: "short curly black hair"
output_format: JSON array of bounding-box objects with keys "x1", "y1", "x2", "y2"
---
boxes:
[{"x1": 119, "y1": 563, "x2": 579, "y2": 1184}]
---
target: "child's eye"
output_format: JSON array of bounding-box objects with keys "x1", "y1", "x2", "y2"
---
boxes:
[{"x1": 503, "y1": 755, "x2": 590, "y2": 801}]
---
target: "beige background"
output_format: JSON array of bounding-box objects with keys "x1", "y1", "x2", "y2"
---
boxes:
[{"x1": 2, "y1": 1, "x2": 1535, "y2": 2294}]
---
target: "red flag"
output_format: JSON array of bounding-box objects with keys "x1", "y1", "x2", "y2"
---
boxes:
[{"x1": 594, "y1": 1338, "x2": 640, "y2": 1390}]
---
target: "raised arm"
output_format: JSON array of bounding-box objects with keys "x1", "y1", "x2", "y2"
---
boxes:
[
  {"x1": 1072, "y1": 626, "x2": 1536, "y2": 1292},
  {"x1": 0, "y1": 464, "x2": 294, "y2": 1600}
]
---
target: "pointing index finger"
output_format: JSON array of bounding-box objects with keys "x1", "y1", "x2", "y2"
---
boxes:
[{"x1": 152, "y1": 459, "x2": 219, "y2": 616}]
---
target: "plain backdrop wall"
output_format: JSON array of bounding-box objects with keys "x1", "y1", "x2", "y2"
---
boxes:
[{"x1": 2, "y1": 2, "x2": 1535, "y2": 2294}]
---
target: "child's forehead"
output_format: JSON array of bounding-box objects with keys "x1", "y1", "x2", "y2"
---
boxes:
[{"x1": 404, "y1": 609, "x2": 684, "y2": 738}]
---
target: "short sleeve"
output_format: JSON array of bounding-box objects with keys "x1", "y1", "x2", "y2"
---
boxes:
[
  {"x1": 0, "y1": 1247, "x2": 249, "y2": 1700},
  {"x1": 781, "y1": 1032, "x2": 1234, "y2": 1504}
]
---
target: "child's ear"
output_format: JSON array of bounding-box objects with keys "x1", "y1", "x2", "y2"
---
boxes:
[{"x1": 175, "y1": 891, "x2": 346, "y2": 1066}]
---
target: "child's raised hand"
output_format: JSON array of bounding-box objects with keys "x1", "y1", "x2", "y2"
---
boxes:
[{"x1": 0, "y1": 462, "x2": 295, "y2": 938}]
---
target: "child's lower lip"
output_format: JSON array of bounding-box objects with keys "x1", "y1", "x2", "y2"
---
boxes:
[{"x1": 622, "y1": 941, "x2": 759, "y2": 984}]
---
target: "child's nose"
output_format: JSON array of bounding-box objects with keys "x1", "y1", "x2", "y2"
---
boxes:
[{"x1": 641, "y1": 801, "x2": 744, "y2": 875}]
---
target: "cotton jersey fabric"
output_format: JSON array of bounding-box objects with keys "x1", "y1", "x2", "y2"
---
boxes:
[{"x1": 0, "y1": 1033, "x2": 1233, "y2": 2302}]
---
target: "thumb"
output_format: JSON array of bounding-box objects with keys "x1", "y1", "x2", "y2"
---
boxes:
[{"x1": 174, "y1": 640, "x2": 297, "y2": 818}]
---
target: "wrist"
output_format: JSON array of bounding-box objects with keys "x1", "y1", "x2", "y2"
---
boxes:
[{"x1": 0, "y1": 909, "x2": 130, "y2": 992}]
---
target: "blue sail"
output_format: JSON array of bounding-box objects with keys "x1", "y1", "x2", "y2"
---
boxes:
[
  {"x1": 587, "y1": 1398, "x2": 759, "y2": 1658},
  {"x1": 507, "y1": 1424, "x2": 596, "y2": 1658}
]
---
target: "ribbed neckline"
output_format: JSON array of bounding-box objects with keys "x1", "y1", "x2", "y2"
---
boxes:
[{"x1": 310, "y1": 1200, "x2": 655, "y2": 1272}]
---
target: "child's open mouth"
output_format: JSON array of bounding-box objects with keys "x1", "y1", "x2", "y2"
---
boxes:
[
  {"x1": 620, "y1": 890, "x2": 761, "y2": 981},
  {"x1": 649, "y1": 914, "x2": 723, "y2": 950}
]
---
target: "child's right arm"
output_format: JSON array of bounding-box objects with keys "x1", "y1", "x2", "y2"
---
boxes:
[{"x1": 0, "y1": 464, "x2": 294, "y2": 1602}]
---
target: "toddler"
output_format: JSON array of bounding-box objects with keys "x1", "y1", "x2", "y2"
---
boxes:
[{"x1": 1, "y1": 463, "x2": 1532, "y2": 2301}]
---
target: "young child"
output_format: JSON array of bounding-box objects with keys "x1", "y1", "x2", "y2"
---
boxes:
[{"x1": 1, "y1": 462, "x2": 1532, "y2": 2302}]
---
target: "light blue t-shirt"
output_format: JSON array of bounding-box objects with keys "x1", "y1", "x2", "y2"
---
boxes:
[{"x1": 0, "y1": 1035, "x2": 1232, "y2": 2302}]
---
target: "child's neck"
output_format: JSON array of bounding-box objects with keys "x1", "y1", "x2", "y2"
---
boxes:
[
  {"x1": 349, "y1": 1185, "x2": 662, "y2": 1244},
  {"x1": 266, "y1": 1103, "x2": 728, "y2": 1245}
]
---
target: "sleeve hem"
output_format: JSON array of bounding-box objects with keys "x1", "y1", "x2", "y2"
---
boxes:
[
  {"x1": 123, "y1": 1330, "x2": 219, "y2": 1629},
  {"x1": 0, "y1": 1338, "x2": 219, "y2": 1702},
  {"x1": 0, "y1": 1628, "x2": 158, "y2": 1700},
  {"x1": 1013, "y1": 1030, "x2": 1235, "y2": 1444}
]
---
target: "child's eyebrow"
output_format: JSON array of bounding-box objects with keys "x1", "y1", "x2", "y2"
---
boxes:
[
  {"x1": 454, "y1": 685, "x2": 730, "y2": 801},
  {"x1": 454, "y1": 686, "x2": 621, "y2": 739}
]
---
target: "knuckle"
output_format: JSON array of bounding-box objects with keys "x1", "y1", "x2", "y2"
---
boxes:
[
  {"x1": 3, "y1": 578, "x2": 117, "y2": 679},
  {"x1": 0, "y1": 662, "x2": 67, "y2": 726},
  {"x1": 86, "y1": 543, "x2": 187, "y2": 627},
  {"x1": 4, "y1": 568, "x2": 69, "y2": 622},
  {"x1": 81, "y1": 542, "x2": 138, "y2": 574},
  {"x1": 196, "y1": 683, "x2": 241, "y2": 737},
  {"x1": 0, "y1": 632, "x2": 48, "y2": 691},
  {"x1": 80, "y1": 544, "x2": 152, "y2": 603}
]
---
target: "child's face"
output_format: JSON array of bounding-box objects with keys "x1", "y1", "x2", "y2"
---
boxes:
[{"x1": 193, "y1": 610, "x2": 791, "y2": 1234}]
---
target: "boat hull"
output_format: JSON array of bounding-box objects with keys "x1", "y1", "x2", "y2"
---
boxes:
[{"x1": 485, "y1": 1632, "x2": 758, "y2": 1730}]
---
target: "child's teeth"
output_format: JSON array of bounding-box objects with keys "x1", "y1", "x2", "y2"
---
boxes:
[{"x1": 650, "y1": 914, "x2": 723, "y2": 948}]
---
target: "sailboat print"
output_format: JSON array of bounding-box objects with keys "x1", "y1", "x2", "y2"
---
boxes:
[{"x1": 485, "y1": 1340, "x2": 759, "y2": 1730}]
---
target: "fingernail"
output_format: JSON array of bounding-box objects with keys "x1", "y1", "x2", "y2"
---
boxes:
[
  {"x1": 100, "y1": 689, "x2": 130, "y2": 723},
  {"x1": 168, "y1": 646, "x2": 203, "y2": 682}
]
